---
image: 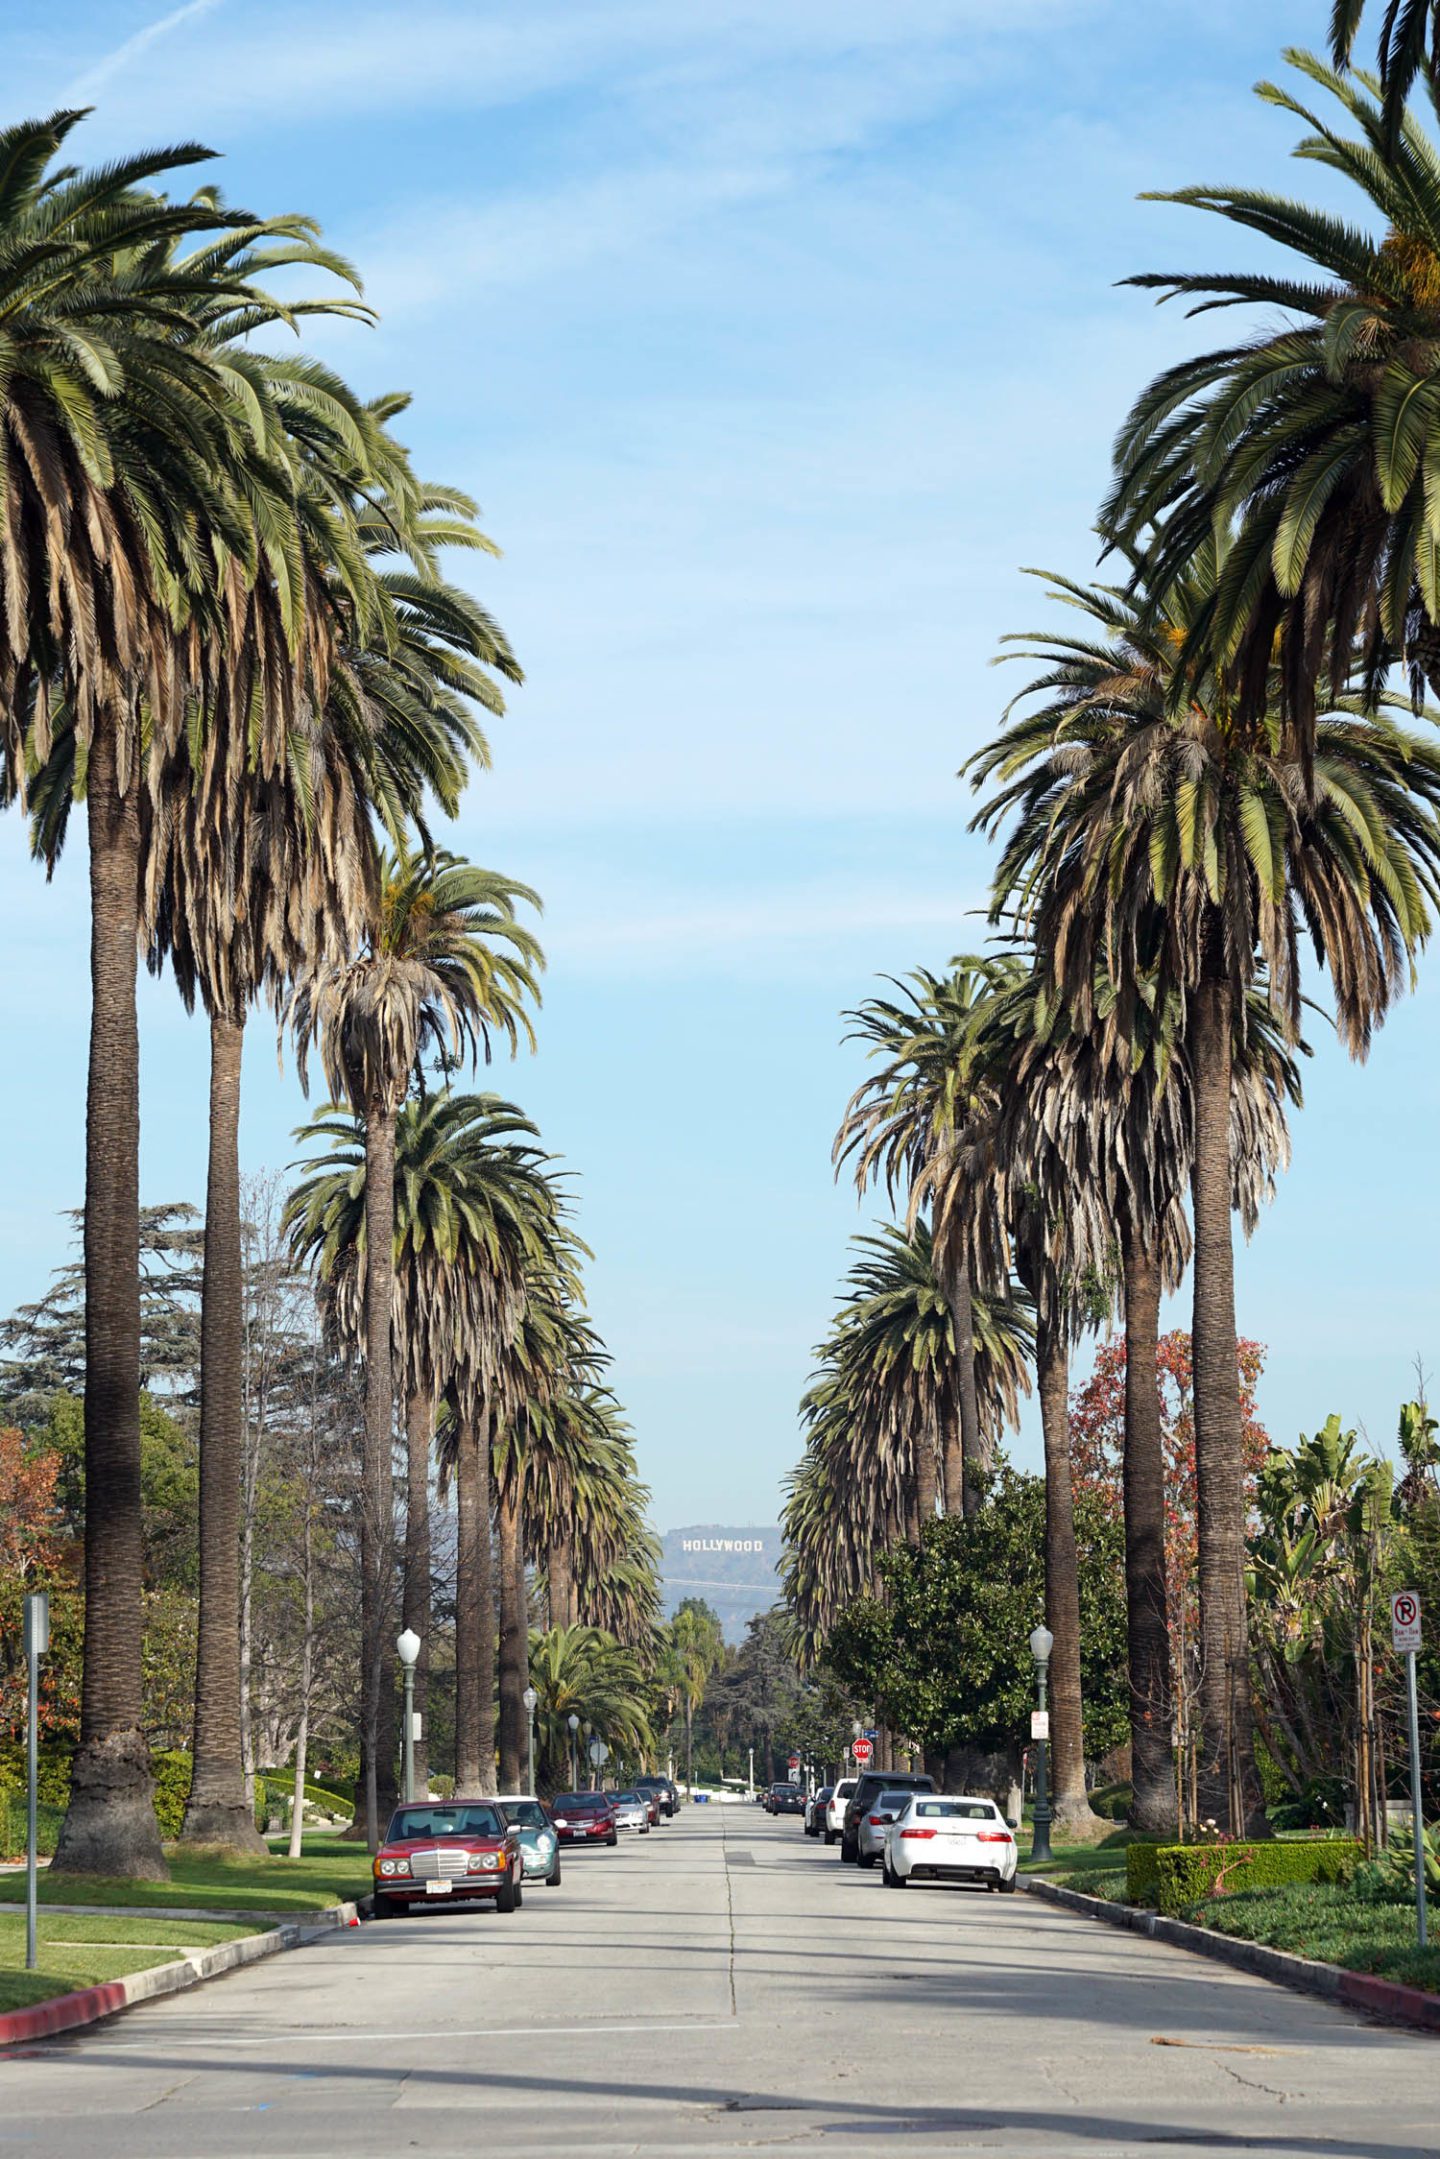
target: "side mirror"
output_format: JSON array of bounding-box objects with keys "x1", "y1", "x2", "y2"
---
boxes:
[{"x1": 1006, "y1": 1818, "x2": 1019, "y2": 1830}]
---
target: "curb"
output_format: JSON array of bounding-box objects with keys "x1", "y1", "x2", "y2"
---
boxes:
[
  {"x1": 0, "y1": 1900, "x2": 358, "y2": 2050},
  {"x1": 1022, "y1": 1876, "x2": 1440, "y2": 2036}
]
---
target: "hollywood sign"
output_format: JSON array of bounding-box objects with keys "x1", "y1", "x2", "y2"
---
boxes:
[{"x1": 680, "y1": 1538, "x2": 768, "y2": 1554}]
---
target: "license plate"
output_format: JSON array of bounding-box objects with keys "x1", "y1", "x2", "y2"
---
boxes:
[{"x1": 425, "y1": 1879, "x2": 452, "y2": 1895}]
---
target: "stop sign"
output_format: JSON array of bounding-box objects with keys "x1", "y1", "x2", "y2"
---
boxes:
[{"x1": 852, "y1": 1737, "x2": 873, "y2": 1765}]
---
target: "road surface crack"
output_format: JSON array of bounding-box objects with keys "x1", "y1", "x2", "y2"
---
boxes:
[{"x1": 1218, "y1": 2060, "x2": 1292, "y2": 2103}]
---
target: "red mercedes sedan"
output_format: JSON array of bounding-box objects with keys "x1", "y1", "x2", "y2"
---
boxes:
[
  {"x1": 371, "y1": 1800, "x2": 525, "y2": 1918},
  {"x1": 549, "y1": 1792, "x2": 618, "y2": 1847}
]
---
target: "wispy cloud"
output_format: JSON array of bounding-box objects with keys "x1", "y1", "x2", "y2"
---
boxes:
[{"x1": 69, "y1": 0, "x2": 223, "y2": 101}]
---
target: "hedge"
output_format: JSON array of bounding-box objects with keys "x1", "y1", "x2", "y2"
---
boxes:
[
  {"x1": 0, "y1": 1792, "x2": 65, "y2": 1860},
  {"x1": 1127, "y1": 1839, "x2": 1361, "y2": 1916}
]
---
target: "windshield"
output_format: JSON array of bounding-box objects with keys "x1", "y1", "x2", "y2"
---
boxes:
[
  {"x1": 387, "y1": 1805, "x2": 500, "y2": 1840},
  {"x1": 556, "y1": 1794, "x2": 606, "y2": 1812}
]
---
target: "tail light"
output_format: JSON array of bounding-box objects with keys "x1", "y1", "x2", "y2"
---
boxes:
[
  {"x1": 977, "y1": 1832, "x2": 1014, "y2": 1845},
  {"x1": 867, "y1": 1814, "x2": 887, "y2": 1825},
  {"x1": 900, "y1": 1827, "x2": 936, "y2": 1840}
]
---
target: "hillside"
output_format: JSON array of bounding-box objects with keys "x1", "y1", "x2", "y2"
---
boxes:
[{"x1": 658, "y1": 1524, "x2": 783, "y2": 1642}]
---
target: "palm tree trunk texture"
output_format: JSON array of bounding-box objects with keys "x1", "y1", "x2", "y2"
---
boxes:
[
  {"x1": 455, "y1": 1417, "x2": 499, "y2": 1795},
  {"x1": 360, "y1": 1103, "x2": 399, "y2": 1853},
  {"x1": 53, "y1": 724, "x2": 168, "y2": 1881},
  {"x1": 913, "y1": 1429, "x2": 938, "y2": 1534},
  {"x1": 497, "y1": 1484, "x2": 527, "y2": 1791},
  {"x1": 1119, "y1": 1217, "x2": 1178, "y2": 1840},
  {"x1": 947, "y1": 1257, "x2": 984, "y2": 1515},
  {"x1": 1037, "y1": 1311, "x2": 1098, "y2": 1834},
  {"x1": 376, "y1": 1667, "x2": 399, "y2": 1829},
  {"x1": 404, "y1": 1389, "x2": 433, "y2": 1796},
  {"x1": 182, "y1": 1010, "x2": 267, "y2": 1852},
  {"x1": 547, "y1": 1543, "x2": 575, "y2": 1629},
  {"x1": 1189, "y1": 974, "x2": 1267, "y2": 1835}
]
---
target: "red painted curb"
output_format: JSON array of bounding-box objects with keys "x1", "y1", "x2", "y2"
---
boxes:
[
  {"x1": 1337, "y1": 1969, "x2": 1440, "y2": 2033},
  {"x1": 0, "y1": 1978, "x2": 130, "y2": 2048}
]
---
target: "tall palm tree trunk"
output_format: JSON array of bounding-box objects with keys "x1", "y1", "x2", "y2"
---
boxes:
[
  {"x1": 914, "y1": 1429, "x2": 938, "y2": 1531},
  {"x1": 947, "y1": 1256, "x2": 984, "y2": 1515},
  {"x1": 1037, "y1": 1310, "x2": 1099, "y2": 1835},
  {"x1": 54, "y1": 725, "x2": 168, "y2": 1881},
  {"x1": 1119, "y1": 1215, "x2": 1177, "y2": 1839},
  {"x1": 182, "y1": 1009, "x2": 266, "y2": 1852},
  {"x1": 404, "y1": 1389, "x2": 433, "y2": 1796},
  {"x1": 547, "y1": 1542, "x2": 575, "y2": 1629},
  {"x1": 454, "y1": 1415, "x2": 484, "y2": 1789},
  {"x1": 1190, "y1": 973, "x2": 1266, "y2": 1834},
  {"x1": 497, "y1": 1482, "x2": 527, "y2": 1790},
  {"x1": 940, "y1": 1385, "x2": 964, "y2": 1520},
  {"x1": 360, "y1": 1102, "x2": 399, "y2": 1852}
]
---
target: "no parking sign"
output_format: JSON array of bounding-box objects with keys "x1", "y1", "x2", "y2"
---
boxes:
[{"x1": 1393, "y1": 1591, "x2": 1423, "y2": 1654}]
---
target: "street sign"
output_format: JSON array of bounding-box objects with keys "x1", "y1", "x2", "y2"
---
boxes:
[
  {"x1": 852, "y1": 1737, "x2": 873, "y2": 1765},
  {"x1": 1393, "y1": 1590, "x2": 1423, "y2": 1654},
  {"x1": 1031, "y1": 1710, "x2": 1051, "y2": 1741},
  {"x1": 787, "y1": 1754, "x2": 800, "y2": 1769},
  {"x1": 788, "y1": 1769, "x2": 801, "y2": 1784},
  {"x1": 587, "y1": 1738, "x2": 609, "y2": 1766}
]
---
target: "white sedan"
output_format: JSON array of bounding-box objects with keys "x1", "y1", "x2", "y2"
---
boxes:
[
  {"x1": 823, "y1": 1778, "x2": 856, "y2": 1846},
  {"x1": 882, "y1": 1795, "x2": 1018, "y2": 1891}
]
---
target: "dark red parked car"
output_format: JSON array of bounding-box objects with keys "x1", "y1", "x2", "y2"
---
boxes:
[
  {"x1": 371, "y1": 1799, "x2": 524, "y2": 1918},
  {"x1": 550, "y1": 1792, "x2": 619, "y2": 1847}
]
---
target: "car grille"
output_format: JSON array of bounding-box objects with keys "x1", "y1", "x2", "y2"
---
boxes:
[{"x1": 408, "y1": 1846, "x2": 470, "y2": 1880}]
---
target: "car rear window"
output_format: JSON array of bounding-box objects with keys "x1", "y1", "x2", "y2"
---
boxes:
[
  {"x1": 913, "y1": 1800, "x2": 999, "y2": 1820},
  {"x1": 503, "y1": 1801, "x2": 548, "y2": 1828},
  {"x1": 388, "y1": 1805, "x2": 500, "y2": 1839}
]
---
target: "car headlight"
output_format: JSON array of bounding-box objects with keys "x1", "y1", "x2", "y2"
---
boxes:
[
  {"x1": 468, "y1": 1851, "x2": 501, "y2": 1872},
  {"x1": 377, "y1": 1857, "x2": 410, "y2": 1877},
  {"x1": 536, "y1": 1833, "x2": 555, "y2": 1854}
]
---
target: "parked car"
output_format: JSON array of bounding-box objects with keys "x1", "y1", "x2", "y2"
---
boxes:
[
  {"x1": 607, "y1": 1790, "x2": 652, "y2": 1834},
  {"x1": 771, "y1": 1783, "x2": 807, "y2": 1816},
  {"x1": 550, "y1": 1792, "x2": 618, "y2": 1847},
  {"x1": 762, "y1": 1782, "x2": 792, "y2": 1814},
  {"x1": 824, "y1": 1779, "x2": 857, "y2": 1846},
  {"x1": 633, "y1": 1775, "x2": 678, "y2": 1818},
  {"x1": 855, "y1": 1788, "x2": 914, "y2": 1868},
  {"x1": 805, "y1": 1785, "x2": 834, "y2": 1837},
  {"x1": 494, "y1": 1795, "x2": 563, "y2": 1886},
  {"x1": 839, "y1": 1772, "x2": 935, "y2": 1863},
  {"x1": 371, "y1": 1800, "x2": 524, "y2": 1918},
  {"x1": 882, "y1": 1794, "x2": 1018, "y2": 1891},
  {"x1": 637, "y1": 1789, "x2": 661, "y2": 1827}
]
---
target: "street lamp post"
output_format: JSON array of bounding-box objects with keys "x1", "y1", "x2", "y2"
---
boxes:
[
  {"x1": 567, "y1": 1712, "x2": 580, "y2": 1792},
  {"x1": 1029, "y1": 1624, "x2": 1054, "y2": 1867},
  {"x1": 523, "y1": 1685, "x2": 538, "y2": 1795},
  {"x1": 24, "y1": 1593, "x2": 48, "y2": 1972},
  {"x1": 396, "y1": 1629, "x2": 421, "y2": 1805}
]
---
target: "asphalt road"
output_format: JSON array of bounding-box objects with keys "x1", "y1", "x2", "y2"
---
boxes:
[{"x1": 1, "y1": 1805, "x2": 1434, "y2": 2158}]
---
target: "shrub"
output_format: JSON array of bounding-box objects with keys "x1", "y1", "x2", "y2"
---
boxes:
[
  {"x1": 0, "y1": 1741, "x2": 75, "y2": 1809},
  {"x1": 1141, "y1": 1839, "x2": 1361, "y2": 1916},
  {"x1": 0, "y1": 1792, "x2": 65, "y2": 1859},
  {"x1": 1089, "y1": 1781, "x2": 1132, "y2": 1823},
  {"x1": 1126, "y1": 1844, "x2": 1162, "y2": 1905},
  {"x1": 151, "y1": 1749, "x2": 193, "y2": 1839}
]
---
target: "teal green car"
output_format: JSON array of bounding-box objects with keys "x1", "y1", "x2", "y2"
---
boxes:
[{"x1": 496, "y1": 1796, "x2": 562, "y2": 1886}]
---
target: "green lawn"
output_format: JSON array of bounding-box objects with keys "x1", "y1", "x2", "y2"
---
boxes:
[
  {"x1": 0, "y1": 1834, "x2": 370, "y2": 1918},
  {"x1": 0, "y1": 1912, "x2": 263, "y2": 2016},
  {"x1": 1192, "y1": 1883, "x2": 1440, "y2": 1995},
  {"x1": 1019, "y1": 1832, "x2": 1134, "y2": 1903}
]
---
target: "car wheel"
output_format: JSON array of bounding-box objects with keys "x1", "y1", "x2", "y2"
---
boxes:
[
  {"x1": 998, "y1": 1874, "x2": 1017, "y2": 1894},
  {"x1": 608, "y1": 1830, "x2": 618, "y2": 1848},
  {"x1": 841, "y1": 1836, "x2": 858, "y2": 1864},
  {"x1": 858, "y1": 1849, "x2": 877, "y2": 1869},
  {"x1": 883, "y1": 1861, "x2": 906, "y2": 1888},
  {"x1": 546, "y1": 1857, "x2": 562, "y2": 1886},
  {"x1": 495, "y1": 1870, "x2": 520, "y2": 1914},
  {"x1": 823, "y1": 1828, "x2": 835, "y2": 1846}
]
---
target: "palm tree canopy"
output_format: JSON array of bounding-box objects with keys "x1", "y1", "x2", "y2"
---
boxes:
[
  {"x1": 1103, "y1": 50, "x2": 1440, "y2": 740},
  {"x1": 288, "y1": 845, "x2": 543, "y2": 1115},
  {"x1": 968, "y1": 559, "x2": 1440, "y2": 1060},
  {"x1": 1332, "y1": 0, "x2": 1438, "y2": 138}
]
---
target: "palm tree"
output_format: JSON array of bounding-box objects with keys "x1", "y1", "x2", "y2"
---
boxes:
[
  {"x1": 1332, "y1": 1, "x2": 1437, "y2": 136},
  {"x1": 665, "y1": 1603, "x2": 726, "y2": 1792},
  {"x1": 287, "y1": 852, "x2": 542, "y2": 1845},
  {"x1": 836, "y1": 965, "x2": 1014, "y2": 1513},
  {"x1": 1105, "y1": 51, "x2": 1440, "y2": 750},
  {"x1": 527, "y1": 1625, "x2": 655, "y2": 1792},
  {"x1": 968, "y1": 560, "x2": 1440, "y2": 1828},
  {"x1": 0, "y1": 114, "x2": 376, "y2": 1878}
]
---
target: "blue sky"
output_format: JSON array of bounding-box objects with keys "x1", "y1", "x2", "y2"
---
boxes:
[{"x1": 2, "y1": 0, "x2": 1435, "y2": 1528}]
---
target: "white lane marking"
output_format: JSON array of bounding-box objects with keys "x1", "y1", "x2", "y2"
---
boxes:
[{"x1": 91, "y1": 2019, "x2": 736, "y2": 2053}]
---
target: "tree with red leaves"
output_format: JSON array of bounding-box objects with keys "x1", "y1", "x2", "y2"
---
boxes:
[
  {"x1": 0, "y1": 1429, "x2": 79, "y2": 1748},
  {"x1": 1069, "y1": 1333, "x2": 1268, "y2": 1833}
]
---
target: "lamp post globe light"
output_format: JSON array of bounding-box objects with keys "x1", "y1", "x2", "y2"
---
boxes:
[
  {"x1": 567, "y1": 1712, "x2": 580, "y2": 1792},
  {"x1": 523, "y1": 1685, "x2": 539, "y2": 1796},
  {"x1": 1028, "y1": 1625, "x2": 1054, "y2": 1867},
  {"x1": 396, "y1": 1629, "x2": 422, "y2": 1806}
]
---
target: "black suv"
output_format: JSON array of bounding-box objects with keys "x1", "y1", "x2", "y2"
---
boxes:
[
  {"x1": 839, "y1": 1771, "x2": 935, "y2": 1862},
  {"x1": 633, "y1": 1775, "x2": 678, "y2": 1818}
]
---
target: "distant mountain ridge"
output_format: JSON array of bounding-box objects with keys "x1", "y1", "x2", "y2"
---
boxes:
[{"x1": 659, "y1": 1522, "x2": 783, "y2": 1641}]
